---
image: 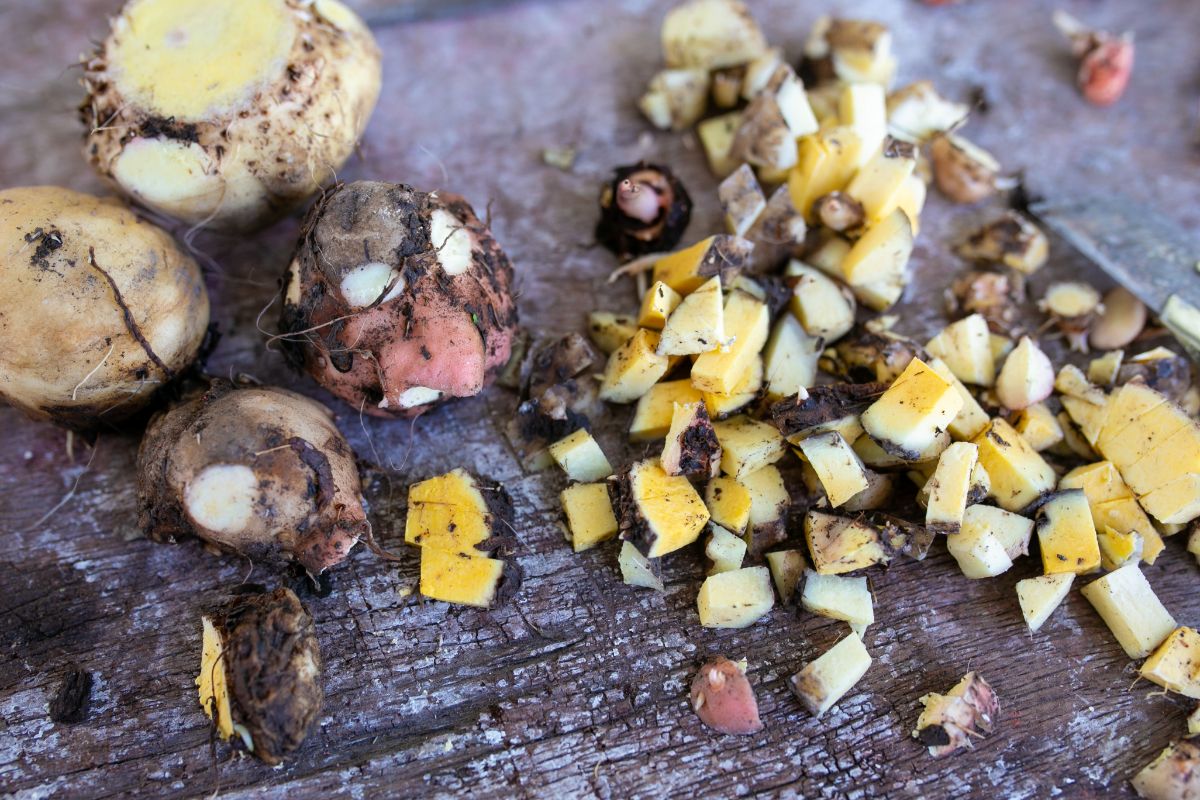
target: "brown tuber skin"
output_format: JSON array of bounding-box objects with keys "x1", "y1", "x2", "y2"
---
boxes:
[
  {"x1": 946, "y1": 270, "x2": 1025, "y2": 336},
  {"x1": 281, "y1": 181, "x2": 518, "y2": 417},
  {"x1": 596, "y1": 162, "x2": 692, "y2": 259},
  {"x1": 209, "y1": 587, "x2": 323, "y2": 765},
  {"x1": 136, "y1": 379, "x2": 370, "y2": 575},
  {"x1": 930, "y1": 135, "x2": 998, "y2": 204},
  {"x1": 690, "y1": 656, "x2": 763, "y2": 735},
  {"x1": 814, "y1": 192, "x2": 865, "y2": 232}
]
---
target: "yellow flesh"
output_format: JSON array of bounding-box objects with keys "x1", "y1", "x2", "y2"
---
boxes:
[
  {"x1": 404, "y1": 469, "x2": 490, "y2": 554},
  {"x1": 630, "y1": 380, "x2": 704, "y2": 440},
  {"x1": 419, "y1": 547, "x2": 504, "y2": 608},
  {"x1": 1038, "y1": 491, "x2": 1100, "y2": 575},
  {"x1": 561, "y1": 483, "x2": 618, "y2": 552},
  {"x1": 692, "y1": 292, "x2": 769, "y2": 395},
  {"x1": 631, "y1": 460, "x2": 710, "y2": 557},
  {"x1": 109, "y1": 0, "x2": 296, "y2": 121},
  {"x1": 705, "y1": 476, "x2": 753, "y2": 534},
  {"x1": 197, "y1": 617, "x2": 233, "y2": 741},
  {"x1": 973, "y1": 419, "x2": 1056, "y2": 513}
]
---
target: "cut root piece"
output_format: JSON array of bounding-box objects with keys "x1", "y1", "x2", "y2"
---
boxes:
[
  {"x1": 561, "y1": 483, "x2": 619, "y2": 553},
  {"x1": 956, "y1": 212, "x2": 1048, "y2": 274},
  {"x1": 549, "y1": 429, "x2": 613, "y2": 483},
  {"x1": 925, "y1": 442, "x2": 979, "y2": 534},
  {"x1": 766, "y1": 549, "x2": 807, "y2": 603},
  {"x1": 925, "y1": 313, "x2": 995, "y2": 387},
  {"x1": 861, "y1": 357, "x2": 963, "y2": 460},
  {"x1": 713, "y1": 416, "x2": 787, "y2": 480},
  {"x1": 912, "y1": 672, "x2": 998, "y2": 757},
  {"x1": 1080, "y1": 564, "x2": 1177, "y2": 659},
  {"x1": 797, "y1": 431, "x2": 870, "y2": 508},
  {"x1": 800, "y1": 571, "x2": 873, "y2": 626},
  {"x1": 619, "y1": 540, "x2": 664, "y2": 591},
  {"x1": 706, "y1": 525, "x2": 748, "y2": 574},
  {"x1": 1036, "y1": 489, "x2": 1101, "y2": 575},
  {"x1": 1016, "y1": 573, "x2": 1073, "y2": 633},
  {"x1": 1139, "y1": 627, "x2": 1200, "y2": 699},
  {"x1": 609, "y1": 459, "x2": 710, "y2": 558},
  {"x1": 598, "y1": 329, "x2": 670, "y2": 403},
  {"x1": 972, "y1": 418, "x2": 1056, "y2": 512},
  {"x1": 789, "y1": 632, "x2": 871, "y2": 717},
  {"x1": 659, "y1": 276, "x2": 726, "y2": 356},
  {"x1": 995, "y1": 336, "x2": 1054, "y2": 410},
  {"x1": 661, "y1": 401, "x2": 722, "y2": 479},
  {"x1": 420, "y1": 547, "x2": 515, "y2": 608},
  {"x1": 697, "y1": 566, "x2": 774, "y2": 628},
  {"x1": 1132, "y1": 740, "x2": 1200, "y2": 800}
]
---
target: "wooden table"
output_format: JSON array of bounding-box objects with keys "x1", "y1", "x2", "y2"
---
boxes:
[{"x1": 2, "y1": 1, "x2": 1199, "y2": 797}]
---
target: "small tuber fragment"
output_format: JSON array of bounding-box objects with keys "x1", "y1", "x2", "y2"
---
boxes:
[
  {"x1": 197, "y1": 587, "x2": 322, "y2": 765},
  {"x1": 597, "y1": 163, "x2": 693, "y2": 259},
  {"x1": 1053, "y1": 11, "x2": 1134, "y2": 107},
  {"x1": 912, "y1": 672, "x2": 999, "y2": 757},
  {"x1": 930, "y1": 133, "x2": 1000, "y2": 204},
  {"x1": 690, "y1": 656, "x2": 763, "y2": 735}
]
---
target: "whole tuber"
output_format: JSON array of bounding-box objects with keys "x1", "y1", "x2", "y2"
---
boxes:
[
  {"x1": 690, "y1": 656, "x2": 763, "y2": 735},
  {"x1": 197, "y1": 587, "x2": 322, "y2": 764},
  {"x1": 0, "y1": 186, "x2": 210, "y2": 430},
  {"x1": 281, "y1": 181, "x2": 519, "y2": 417},
  {"x1": 81, "y1": 0, "x2": 382, "y2": 232},
  {"x1": 136, "y1": 379, "x2": 369, "y2": 575}
]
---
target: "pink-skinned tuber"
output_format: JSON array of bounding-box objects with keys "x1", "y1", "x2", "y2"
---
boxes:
[
  {"x1": 690, "y1": 656, "x2": 763, "y2": 735},
  {"x1": 136, "y1": 379, "x2": 369, "y2": 575},
  {"x1": 281, "y1": 181, "x2": 518, "y2": 417}
]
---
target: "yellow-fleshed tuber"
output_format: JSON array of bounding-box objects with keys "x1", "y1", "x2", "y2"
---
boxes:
[
  {"x1": 0, "y1": 186, "x2": 210, "y2": 430},
  {"x1": 81, "y1": 0, "x2": 382, "y2": 232}
]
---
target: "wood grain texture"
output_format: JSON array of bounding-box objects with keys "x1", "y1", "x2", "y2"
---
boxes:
[{"x1": 2, "y1": 1, "x2": 1200, "y2": 798}]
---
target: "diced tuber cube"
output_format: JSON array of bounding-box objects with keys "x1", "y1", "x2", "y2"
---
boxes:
[
  {"x1": 766, "y1": 549, "x2": 806, "y2": 603},
  {"x1": 839, "y1": 210, "x2": 914, "y2": 311},
  {"x1": 658, "y1": 276, "x2": 726, "y2": 356},
  {"x1": 705, "y1": 476, "x2": 752, "y2": 535},
  {"x1": 420, "y1": 548, "x2": 510, "y2": 608},
  {"x1": 588, "y1": 311, "x2": 638, "y2": 354},
  {"x1": 801, "y1": 570, "x2": 874, "y2": 626},
  {"x1": 972, "y1": 418, "x2": 1056, "y2": 512},
  {"x1": 630, "y1": 379, "x2": 704, "y2": 441},
  {"x1": 805, "y1": 511, "x2": 889, "y2": 574},
  {"x1": 785, "y1": 260, "x2": 855, "y2": 342},
  {"x1": 964, "y1": 504, "x2": 1033, "y2": 561},
  {"x1": 697, "y1": 112, "x2": 744, "y2": 178},
  {"x1": 661, "y1": 401, "x2": 721, "y2": 479},
  {"x1": 697, "y1": 566, "x2": 774, "y2": 628},
  {"x1": 925, "y1": 314, "x2": 995, "y2": 387},
  {"x1": 1080, "y1": 564, "x2": 1177, "y2": 659},
  {"x1": 639, "y1": 69, "x2": 710, "y2": 131},
  {"x1": 654, "y1": 235, "x2": 752, "y2": 295},
  {"x1": 549, "y1": 429, "x2": 613, "y2": 483},
  {"x1": 1132, "y1": 741, "x2": 1200, "y2": 800},
  {"x1": 1037, "y1": 490, "x2": 1101, "y2": 575},
  {"x1": 1097, "y1": 526, "x2": 1143, "y2": 571},
  {"x1": 925, "y1": 442, "x2": 979, "y2": 534},
  {"x1": 661, "y1": 0, "x2": 767, "y2": 70},
  {"x1": 838, "y1": 83, "x2": 887, "y2": 169},
  {"x1": 599, "y1": 328, "x2": 669, "y2": 403},
  {"x1": 561, "y1": 483, "x2": 618, "y2": 553},
  {"x1": 789, "y1": 632, "x2": 872, "y2": 717},
  {"x1": 638, "y1": 281, "x2": 683, "y2": 330},
  {"x1": 797, "y1": 431, "x2": 870, "y2": 508},
  {"x1": 928, "y1": 357, "x2": 990, "y2": 441},
  {"x1": 788, "y1": 126, "x2": 864, "y2": 221},
  {"x1": 845, "y1": 137, "x2": 917, "y2": 227},
  {"x1": 1014, "y1": 403, "x2": 1065, "y2": 452},
  {"x1": 862, "y1": 357, "x2": 962, "y2": 460},
  {"x1": 947, "y1": 511, "x2": 1014, "y2": 579},
  {"x1": 610, "y1": 459, "x2": 710, "y2": 558},
  {"x1": 706, "y1": 525, "x2": 748, "y2": 574},
  {"x1": 1139, "y1": 627, "x2": 1200, "y2": 699},
  {"x1": 763, "y1": 314, "x2": 820, "y2": 402},
  {"x1": 1016, "y1": 573, "x2": 1073, "y2": 632},
  {"x1": 702, "y1": 355, "x2": 762, "y2": 419},
  {"x1": 405, "y1": 468, "x2": 505, "y2": 554},
  {"x1": 713, "y1": 415, "x2": 786, "y2": 479},
  {"x1": 692, "y1": 290, "x2": 769, "y2": 394}
]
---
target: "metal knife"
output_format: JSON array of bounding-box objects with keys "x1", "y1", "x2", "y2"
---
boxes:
[{"x1": 1028, "y1": 195, "x2": 1200, "y2": 363}]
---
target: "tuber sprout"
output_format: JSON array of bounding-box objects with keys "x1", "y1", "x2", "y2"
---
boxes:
[{"x1": 596, "y1": 163, "x2": 693, "y2": 259}]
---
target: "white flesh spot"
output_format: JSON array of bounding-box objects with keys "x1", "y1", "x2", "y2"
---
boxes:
[
  {"x1": 393, "y1": 386, "x2": 442, "y2": 409},
  {"x1": 430, "y1": 208, "x2": 474, "y2": 276},
  {"x1": 340, "y1": 261, "x2": 405, "y2": 308},
  {"x1": 184, "y1": 464, "x2": 258, "y2": 534}
]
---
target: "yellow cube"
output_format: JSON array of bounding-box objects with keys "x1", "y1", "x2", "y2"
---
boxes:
[
  {"x1": 861, "y1": 357, "x2": 962, "y2": 460},
  {"x1": 705, "y1": 476, "x2": 753, "y2": 535},
  {"x1": 630, "y1": 379, "x2": 704, "y2": 440},
  {"x1": 1139, "y1": 627, "x2": 1200, "y2": 698},
  {"x1": 713, "y1": 415, "x2": 786, "y2": 479},
  {"x1": 1037, "y1": 490, "x2": 1101, "y2": 575},
  {"x1": 624, "y1": 459, "x2": 711, "y2": 557},
  {"x1": 973, "y1": 418, "x2": 1056, "y2": 513},
  {"x1": 637, "y1": 280, "x2": 683, "y2": 330},
  {"x1": 420, "y1": 547, "x2": 506, "y2": 608},
  {"x1": 561, "y1": 482, "x2": 618, "y2": 552},
  {"x1": 692, "y1": 290, "x2": 769, "y2": 395},
  {"x1": 598, "y1": 328, "x2": 669, "y2": 403},
  {"x1": 788, "y1": 126, "x2": 864, "y2": 220}
]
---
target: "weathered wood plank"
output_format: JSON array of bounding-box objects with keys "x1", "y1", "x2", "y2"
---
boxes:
[{"x1": 2, "y1": 0, "x2": 1200, "y2": 798}]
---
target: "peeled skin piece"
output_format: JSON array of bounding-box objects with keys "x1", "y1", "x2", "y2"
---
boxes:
[
  {"x1": 0, "y1": 186, "x2": 209, "y2": 430},
  {"x1": 136, "y1": 381, "x2": 369, "y2": 575},
  {"x1": 281, "y1": 181, "x2": 518, "y2": 417},
  {"x1": 196, "y1": 588, "x2": 322, "y2": 765},
  {"x1": 81, "y1": 0, "x2": 382, "y2": 232},
  {"x1": 912, "y1": 672, "x2": 999, "y2": 757},
  {"x1": 690, "y1": 656, "x2": 763, "y2": 735}
]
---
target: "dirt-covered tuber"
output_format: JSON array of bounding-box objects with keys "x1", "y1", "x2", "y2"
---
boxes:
[
  {"x1": 81, "y1": 0, "x2": 381, "y2": 232},
  {"x1": 0, "y1": 186, "x2": 210, "y2": 430},
  {"x1": 137, "y1": 380, "x2": 369, "y2": 574},
  {"x1": 197, "y1": 587, "x2": 322, "y2": 764},
  {"x1": 281, "y1": 181, "x2": 518, "y2": 417}
]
